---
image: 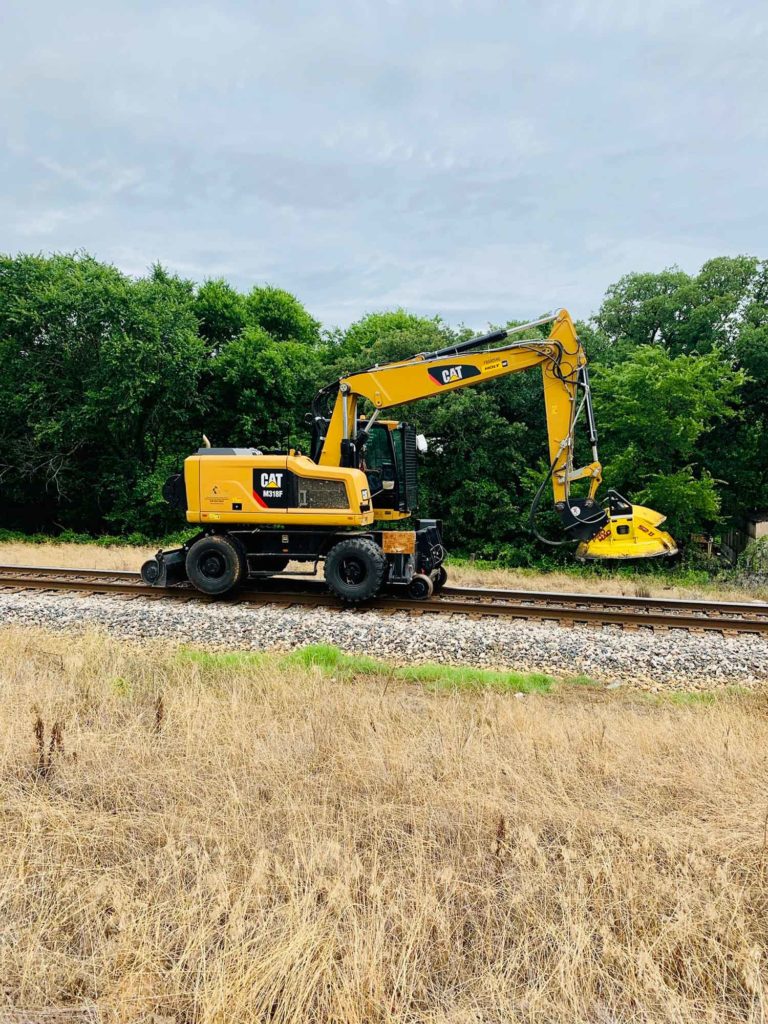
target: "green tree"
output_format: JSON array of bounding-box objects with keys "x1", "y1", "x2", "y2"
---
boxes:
[
  {"x1": 595, "y1": 256, "x2": 759, "y2": 355},
  {"x1": 244, "y1": 285, "x2": 321, "y2": 346},
  {"x1": 2, "y1": 248, "x2": 765, "y2": 562},
  {"x1": 593, "y1": 257, "x2": 768, "y2": 536},
  {"x1": 416, "y1": 387, "x2": 534, "y2": 558},
  {"x1": 0, "y1": 254, "x2": 205, "y2": 533},
  {"x1": 722, "y1": 262, "x2": 768, "y2": 513},
  {"x1": 194, "y1": 278, "x2": 246, "y2": 352},
  {"x1": 591, "y1": 347, "x2": 745, "y2": 537},
  {"x1": 208, "y1": 327, "x2": 321, "y2": 451}
]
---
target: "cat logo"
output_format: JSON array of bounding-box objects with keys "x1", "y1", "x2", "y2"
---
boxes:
[
  {"x1": 427, "y1": 363, "x2": 482, "y2": 386},
  {"x1": 252, "y1": 468, "x2": 290, "y2": 508},
  {"x1": 253, "y1": 468, "x2": 286, "y2": 509}
]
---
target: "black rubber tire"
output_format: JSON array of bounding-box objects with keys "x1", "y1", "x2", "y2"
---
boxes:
[
  {"x1": 324, "y1": 537, "x2": 386, "y2": 603},
  {"x1": 407, "y1": 573, "x2": 434, "y2": 600},
  {"x1": 432, "y1": 565, "x2": 448, "y2": 593},
  {"x1": 185, "y1": 535, "x2": 246, "y2": 596}
]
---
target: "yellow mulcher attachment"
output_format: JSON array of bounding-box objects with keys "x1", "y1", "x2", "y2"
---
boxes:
[{"x1": 576, "y1": 493, "x2": 678, "y2": 561}]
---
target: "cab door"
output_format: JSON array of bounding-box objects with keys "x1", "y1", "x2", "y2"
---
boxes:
[{"x1": 359, "y1": 423, "x2": 400, "y2": 511}]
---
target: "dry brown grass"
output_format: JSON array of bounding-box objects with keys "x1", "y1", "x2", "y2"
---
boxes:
[
  {"x1": 0, "y1": 541, "x2": 157, "y2": 572},
  {"x1": 1, "y1": 539, "x2": 762, "y2": 602},
  {"x1": 2, "y1": 627, "x2": 768, "y2": 1022},
  {"x1": 446, "y1": 562, "x2": 766, "y2": 602}
]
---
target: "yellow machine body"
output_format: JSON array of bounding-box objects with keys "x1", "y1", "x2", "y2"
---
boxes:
[
  {"x1": 578, "y1": 504, "x2": 678, "y2": 560},
  {"x1": 147, "y1": 308, "x2": 677, "y2": 603},
  {"x1": 187, "y1": 310, "x2": 678, "y2": 561},
  {"x1": 184, "y1": 450, "x2": 375, "y2": 527}
]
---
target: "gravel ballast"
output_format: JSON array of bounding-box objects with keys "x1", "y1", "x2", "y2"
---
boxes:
[{"x1": 2, "y1": 589, "x2": 768, "y2": 690}]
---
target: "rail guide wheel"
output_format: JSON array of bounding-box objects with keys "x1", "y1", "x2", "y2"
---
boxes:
[
  {"x1": 140, "y1": 559, "x2": 161, "y2": 586},
  {"x1": 407, "y1": 573, "x2": 434, "y2": 600}
]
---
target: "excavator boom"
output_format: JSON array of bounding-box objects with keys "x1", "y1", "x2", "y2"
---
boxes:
[{"x1": 314, "y1": 309, "x2": 677, "y2": 560}]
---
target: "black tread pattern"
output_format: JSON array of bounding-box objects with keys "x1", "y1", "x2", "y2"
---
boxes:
[
  {"x1": 185, "y1": 534, "x2": 245, "y2": 596},
  {"x1": 324, "y1": 537, "x2": 386, "y2": 603}
]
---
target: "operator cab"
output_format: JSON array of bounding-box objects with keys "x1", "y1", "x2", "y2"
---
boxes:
[
  {"x1": 308, "y1": 399, "x2": 425, "y2": 519},
  {"x1": 356, "y1": 420, "x2": 420, "y2": 515}
]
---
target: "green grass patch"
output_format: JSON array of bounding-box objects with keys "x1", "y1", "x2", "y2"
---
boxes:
[
  {"x1": 664, "y1": 690, "x2": 718, "y2": 707},
  {"x1": 177, "y1": 644, "x2": 756, "y2": 706},
  {"x1": 0, "y1": 527, "x2": 189, "y2": 548},
  {"x1": 563, "y1": 673, "x2": 602, "y2": 687},
  {"x1": 288, "y1": 647, "x2": 557, "y2": 692},
  {"x1": 178, "y1": 642, "x2": 557, "y2": 693},
  {"x1": 395, "y1": 662, "x2": 555, "y2": 693},
  {"x1": 444, "y1": 554, "x2": 728, "y2": 591},
  {"x1": 283, "y1": 643, "x2": 383, "y2": 675},
  {"x1": 177, "y1": 643, "x2": 381, "y2": 677},
  {"x1": 110, "y1": 675, "x2": 132, "y2": 696},
  {"x1": 176, "y1": 648, "x2": 268, "y2": 671},
  {"x1": 656, "y1": 685, "x2": 752, "y2": 707}
]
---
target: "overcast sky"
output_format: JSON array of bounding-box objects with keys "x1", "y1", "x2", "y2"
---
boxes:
[{"x1": 2, "y1": 0, "x2": 766, "y2": 329}]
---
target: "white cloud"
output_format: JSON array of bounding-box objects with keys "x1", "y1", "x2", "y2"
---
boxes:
[{"x1": 0, "y1": 0, "x2": 766, "y2": 327}]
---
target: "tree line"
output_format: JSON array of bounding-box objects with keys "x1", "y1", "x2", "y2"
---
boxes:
[{"x1": 0, "y1": 252, "x2": 765, "y2": 565}]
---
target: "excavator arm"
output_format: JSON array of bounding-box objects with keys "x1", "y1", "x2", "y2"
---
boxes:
[{"x1": 313, "y1": 310, "x2": 677, "y2": 560}]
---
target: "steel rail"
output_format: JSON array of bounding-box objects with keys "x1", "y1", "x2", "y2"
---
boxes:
[
  {"x1": 441, "y1": 585, "x2": 768, "y2": 617},
  {"x1": 0, "y1": 561, "x2": 764, "y2": 611},
  {"x1": 0, "y1": 564, "x2": 141, "y2": 580},
  {"x1": 1, "y1": 564, "x2": 767, "y2": 616},
  {"x1": 1, "y1": 564, "x2": 767, "y2": 633}
]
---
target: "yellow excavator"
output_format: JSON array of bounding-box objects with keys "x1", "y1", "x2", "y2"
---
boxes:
[{"x1": 142, "y1": 309, "x2": 677, "y2": 600}]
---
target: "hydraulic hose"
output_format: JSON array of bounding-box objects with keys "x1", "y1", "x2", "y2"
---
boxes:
[
  {"x1": 528, "y1": 450, "x2": 607, "y2": 547},
  {"x1": 528, "y1": 455, "x2": 573, "y2": 547}
]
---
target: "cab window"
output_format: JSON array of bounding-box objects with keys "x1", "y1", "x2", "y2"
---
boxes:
[{"x1": 360, "y1": 425, "x2": 395, "y2": 494}]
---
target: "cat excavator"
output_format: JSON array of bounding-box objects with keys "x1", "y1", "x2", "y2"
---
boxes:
[{"x1": 142, "y1": 309, "x2": 677, "y2": 601}]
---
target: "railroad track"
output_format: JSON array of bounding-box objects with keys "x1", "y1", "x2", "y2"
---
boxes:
[{"x1": 1, "y1": 564, "x2": 768, "y2": 634}]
